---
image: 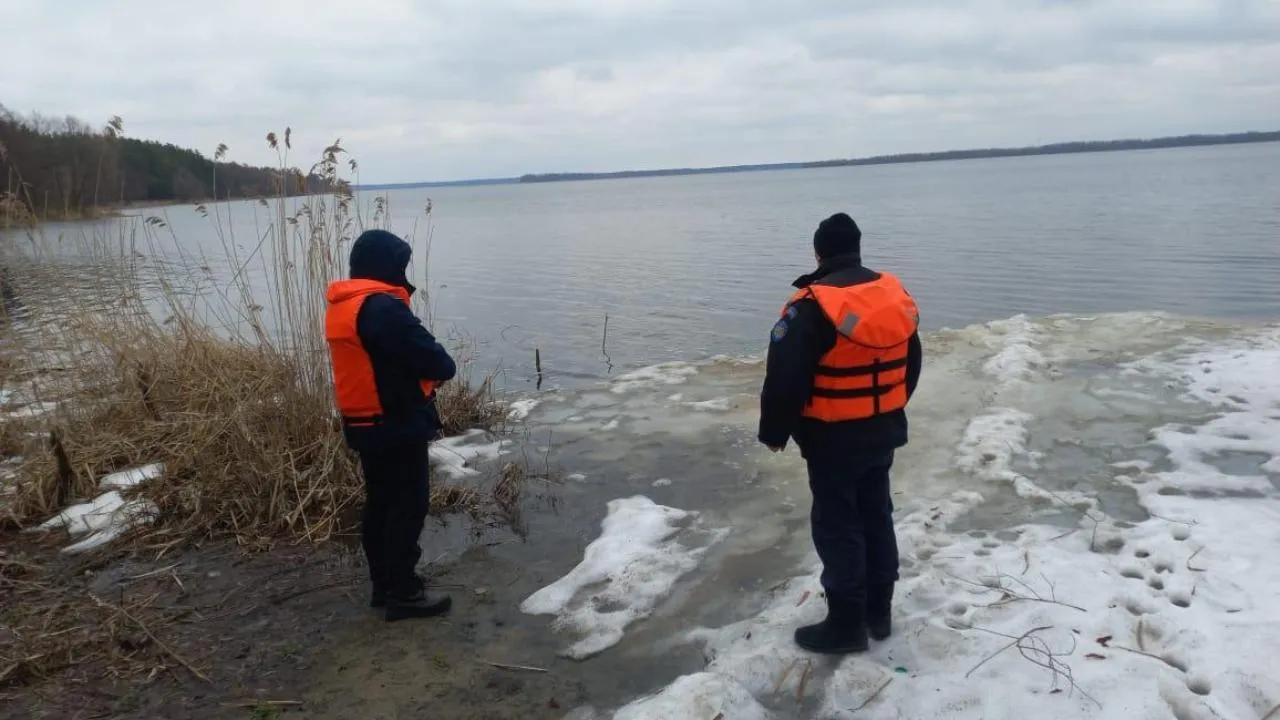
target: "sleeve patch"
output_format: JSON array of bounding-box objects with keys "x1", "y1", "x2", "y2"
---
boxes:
[{"x1": 771, "y1": 319, "x2": 789, "y2": 342}]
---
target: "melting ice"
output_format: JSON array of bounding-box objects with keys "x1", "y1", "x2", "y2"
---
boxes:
[{"x1": 517, "y1": 312, "x2": 1280, "y2": 720}]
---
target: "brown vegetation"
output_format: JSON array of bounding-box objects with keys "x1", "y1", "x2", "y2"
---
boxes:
[{"x1": 0, "y1": 129, "x2": 541, "y2": 695}]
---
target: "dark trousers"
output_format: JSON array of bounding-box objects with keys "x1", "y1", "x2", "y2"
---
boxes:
[
  {"x1": 806, "y1": 450, "x2": 900, "y2": 603},
  {"x1": 358, "y1": 443, "x2": 431, "y2": 598}
]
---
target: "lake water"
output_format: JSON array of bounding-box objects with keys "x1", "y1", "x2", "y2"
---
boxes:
[
  {"x1": 5, "y1": 143, "x2": 1280, "y2": 718},
  {"x1": 417, "y1": 142, "x2": 1280, "y2": 385},
  {"x1": 9, "y1": 142, "x2": 1280, "y2": 388}
]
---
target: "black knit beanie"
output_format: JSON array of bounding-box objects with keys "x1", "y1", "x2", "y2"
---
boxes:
[{"x1": 813, "y1": 213, "x2": 862, "y2": 260}]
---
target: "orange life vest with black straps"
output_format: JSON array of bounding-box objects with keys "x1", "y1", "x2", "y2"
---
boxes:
[
  {"x1": 781, "y1": 271, "x2": 919, "y2": 422},
  {"x1": 324, "y1": 279, "x2": 441, "y2": 427}
]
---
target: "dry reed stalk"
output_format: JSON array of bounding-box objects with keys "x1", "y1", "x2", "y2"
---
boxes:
[
  {"x1": 0, "y1": 131, "x2": 532, "y2": 548},
  {"x1": 0, "y1": 130, "x2": 545, "y2": 698}
]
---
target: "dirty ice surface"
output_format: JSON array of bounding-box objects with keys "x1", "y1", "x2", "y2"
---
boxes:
[
  {"x1": 509, "y1": 398, "x2": 541, "y2": 421},
  {"x1": 521, "y1": 496, "x2": 728, "y2": 659},
  {"x1": 429, "y1": 429, "x2": 513, "y2": 480},
  {"x1": 37, "y1": 464, "x2": 164, "y2": 553},
  {"x1": 515, "y1": 313, "x2": 1280, "y2": 720}
]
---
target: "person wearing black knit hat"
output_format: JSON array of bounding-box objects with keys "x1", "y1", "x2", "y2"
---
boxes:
[
  {"x1": 812, "y1": 212, "x2": 862, "y2": 260},
  {"x1": 758, "y1": 212, "x2": 924, "y2": 655}
]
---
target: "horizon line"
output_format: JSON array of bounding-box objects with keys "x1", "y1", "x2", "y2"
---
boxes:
[{"x1": 355, "y1": 128, "x2": 1280, "y2": 190}]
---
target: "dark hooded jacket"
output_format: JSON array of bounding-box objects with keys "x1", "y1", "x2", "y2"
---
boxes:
[
  {"x1": 757, "y1": 253, "x2": 923, "y2": 459},
  {"x1": 338, "y1": 230, "x2": 456, "y2": 453}
]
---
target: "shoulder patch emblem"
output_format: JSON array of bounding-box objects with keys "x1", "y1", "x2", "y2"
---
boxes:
[{"x1": 771, "y1": 319, "x2": 789, "y2": 342}]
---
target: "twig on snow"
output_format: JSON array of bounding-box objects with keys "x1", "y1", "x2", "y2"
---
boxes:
[
  {"x1": 1186, "y1": 547, "x2": 1207, "y2": 572},
  {"x1": 965, "y1": 625, "x2": 1053, "y2": 679},
  {"x1": 773, "y1": 659, "x2": 799, "y2": 695},
  {"x1": 1108, "y1": 644, "x2": 1186, "y2": 672},
  {"x1": 961, "y1": 624, "x2": 1100, "y2": 709},
  {"x1": 797, "y1": 659, "x2": 813, "y2": 703},
  {"x1": 851, "y1": 675, "x2": 894, "y2": 713},
  {"x1": 948, "y1": 572, "x2": 1087, "y2": 613}
]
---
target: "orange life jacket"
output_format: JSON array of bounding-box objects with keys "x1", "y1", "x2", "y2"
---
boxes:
[
  {"x1": 781, "y1": 272, "x2": 919, "y2": 422},
  {"x1": 324, "y1": 279, "x2": 441, "y2": 427}
]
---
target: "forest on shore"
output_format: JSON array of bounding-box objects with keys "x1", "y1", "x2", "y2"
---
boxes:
[
  {"x1": 518, "y1": 130, "x2": 1280, "y2": 184},
  {"x1": 0, "y1": 105, "x2": 330, "y2": 222}
]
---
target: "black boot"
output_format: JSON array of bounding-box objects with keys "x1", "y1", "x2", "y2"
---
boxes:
[
  {"x1": 794, "y1": 593, "x2": 868, "y2": 655},
  {"x1": 385, "y1": 590, "x2": 453, "y2": 622},
  {"x1": 867, "y1": 583, "x2": 894, "y2": 641}
]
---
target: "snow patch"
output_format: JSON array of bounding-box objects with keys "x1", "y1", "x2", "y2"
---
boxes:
[
  {"x1": 652, "y1": 478, "x2": 673, "y2": 487},
  {"x1": 981, "y1": 314, "x2": 1045, "y2": 381},
  {"x1": 611, "y1": 363, "x2": 699, "y2": 394},
  {"x1": 99, "y1": 463, "x2": 164, "y2": 490},
  {"x1": 951, "y1": 316, "x2": 1082, "y2": 502},
  {"x1": 1154, "y1": 339, "x2": 1280, "y2": 483},
  {"x1": 429, "y1": 430, "x2": 512, "y2": 480},
  {"x1": 32, "y1": 463, "x2": 167, "y2": 553},
  {"x1": 520, "y1": 496, "x2": 724, "y2": 659},
  {"x1": 687, "y1": 397, "x2": 732, "y2": 412},
  {"x1": 508, "y1": 398, "x2": 540, "y2": 421},
  {"x1": 613, "y1": 673, "x2": 769, "y2": 720},
  {"x1": 38, "y1": 490, "x2": 157, "y2": 554},
  {"x1": 954, "y1": 408, "x2": 1032, "y2": 478}
]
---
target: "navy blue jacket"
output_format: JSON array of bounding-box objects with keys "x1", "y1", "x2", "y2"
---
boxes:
[
  {"x1": 758, "y1": 254, "x2": 923, "y2": 459},
  {"x1": 342, "y1": 230, "x2": 457, "y2": 454}
]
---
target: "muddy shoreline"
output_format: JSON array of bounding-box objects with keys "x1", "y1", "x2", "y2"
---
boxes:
[{"x1": 1, "y1": 528, "x2": 616, "y2": 720}]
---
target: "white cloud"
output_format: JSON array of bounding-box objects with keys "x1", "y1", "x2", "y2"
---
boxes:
[{"x1": 2, "y1": 0, "x2": 1277, "y2": 182}]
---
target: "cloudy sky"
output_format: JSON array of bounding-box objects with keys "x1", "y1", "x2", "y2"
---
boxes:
[{"x1": 3, "y1": 0, "x2": 1278, "y2": 183}]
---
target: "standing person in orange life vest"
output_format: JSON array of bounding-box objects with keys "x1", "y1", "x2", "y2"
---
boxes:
[
  {"x1": 758, "y1": 213, "x2": 923, "y2": 654},
  {"x1": 325, "y1": 229, "x2": 457, "y2": 622}
]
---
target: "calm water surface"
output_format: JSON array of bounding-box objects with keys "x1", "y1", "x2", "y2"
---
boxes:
[{"x1": 10, "y1": 142, "x2": 1280, "y2": 387}]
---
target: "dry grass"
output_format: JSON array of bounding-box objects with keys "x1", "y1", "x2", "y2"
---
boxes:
[
  {"x1": 0, "y1": 130, "x2": 547, "y2": 693},
  {"x1": 0, "y1": 420, "x2": 30, "y2": 462},
  {"x1": 4, "y1": 321, "x2": 522, "y2": 545},
  {"x1": 0, "y1": 131, "x2": 530, "y2": 546},
  {"x1": 7, "y1": 324, "x2": 360, "y2": 545}
]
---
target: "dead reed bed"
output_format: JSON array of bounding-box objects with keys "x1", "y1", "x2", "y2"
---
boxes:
[
  {"x1": 2, "y1": 127, "x2": 529, "y2": 543},
  {"x1": 0, "y1": 129, "x2": 543, "y2": 692}
]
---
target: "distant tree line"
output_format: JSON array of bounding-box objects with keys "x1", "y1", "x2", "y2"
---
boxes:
[
  {"x1": 0, "y1": 104, "x2": 331, "y2": 221},
  {"x1": 803, "y1": 131, "x2": 1280, "y2": 169},
  {"x1": 519, "y1": 130, "x2": 1280, "y2": 184}
]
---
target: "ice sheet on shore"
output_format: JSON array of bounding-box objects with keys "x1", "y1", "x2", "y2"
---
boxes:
[
  {"x1": 521, "y1": 496, "x2": 726, "y2": 660},
  {"x1": 429, "y1": 429, "x2": 512, "y2": 480},
  {"x1": 508, "y1": 398, "x2": 540, "y2": 421},
  {"x1": 610, "y1": 363, "x2": 699, "y2": 394},
  {"x1": 607, "y1": 320, "x2": 1280, "y2": 719},
  {"x1": 38, "y1": 488, "x2": 158, "y2": 554}
]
